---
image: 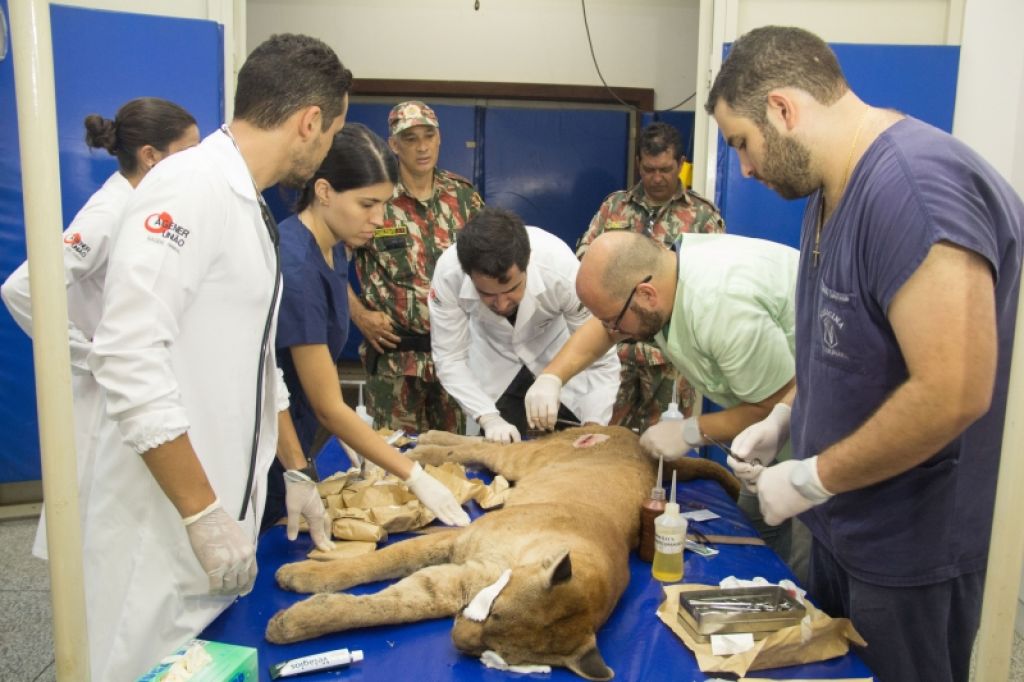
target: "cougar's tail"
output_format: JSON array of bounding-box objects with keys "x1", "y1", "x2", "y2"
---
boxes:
[{"x1": 665, "y1": 456, "x2": 741, "y2": 500}]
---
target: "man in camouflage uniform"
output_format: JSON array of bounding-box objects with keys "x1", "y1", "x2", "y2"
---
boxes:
[
  {"x1": 349, "y1": 101, "x2": 483, "y2": 433},
  {"x1": 575, "y1": 122, "x2": 725, "y2": 431}
]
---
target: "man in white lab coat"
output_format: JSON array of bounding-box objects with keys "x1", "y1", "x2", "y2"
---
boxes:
[
  {"x1": 84, "y1": 34, "x2": 351, "y2": 680},
  {"x1": 429, "y1": 207, "x2": 619, "y2": 442}
]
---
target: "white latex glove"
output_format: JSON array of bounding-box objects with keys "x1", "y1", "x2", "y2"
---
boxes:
[
  {"x1": 726, "y1": 455, "x2": 765, "y2": 493},
  {"x1": 478, "y1": 412, "x2": 521, "y2": 444},
  {"x1": 406, "y1": 462, "x2": 471, "y2": 526},
  {"x1": 183, "y1": 500, "x2": 257, "y2": 596},
  {"x1": 639, "y1": 416, "x2": 702, "y2": 461},
  {"x1": 284, "y1": 469, "x2": 335, "y2": 552},
  {"x1": 757, "y1": 456, "x2": 833, "y2": 526},
  {"x1": 730, "y1": 403, "x2": 791, "y2": 467},
  {"x1": 525, "y1": 373, "x2": 562, "y2": 430}
]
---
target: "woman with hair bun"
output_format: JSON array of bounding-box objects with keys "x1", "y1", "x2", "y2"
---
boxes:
[
  {"x1": 1, "y1": 97, "x2": 199, "y2": 559},
  {"x1": 263, "y1": 123, "x2": 469, "y2": 538}
]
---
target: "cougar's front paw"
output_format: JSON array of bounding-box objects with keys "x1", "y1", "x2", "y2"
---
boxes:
[
  {"x1": 276, "y1": 560, "x2": 338, "y2": 593},
  {"x1": 406, "y1": 444, "x2": 455, "y2": 467}
]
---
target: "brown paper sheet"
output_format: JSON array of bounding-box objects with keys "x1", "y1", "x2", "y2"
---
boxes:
[
  {"x1": 657, "y1": 584, "x2": 866, "y2": 676},
  {"x1": 310, "y1": 449, "x2": 512, "y2": 540}
]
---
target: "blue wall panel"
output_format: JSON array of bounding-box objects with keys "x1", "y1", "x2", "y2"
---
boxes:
[
  {"x1": 715, "y1": 44, "x2": 960, "y2": 248},
  {"x1": 0, "y1": 4, "x2": 223, "y2": 483},
  {"x1": 482, "y1": 106, "x2": 629, "y2": 248}
]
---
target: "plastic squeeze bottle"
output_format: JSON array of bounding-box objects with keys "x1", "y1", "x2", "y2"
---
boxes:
[
  {"x1": 638, "y1": 456, "x2": 667, "y2": 562},
  {"x1": 660, "y1": 381, "x2": 684, "y2": 422},
  {"x1": 347, "y1": 381, "x2": 373, "y2": 472},
  {"x1": 355, "y1": 381, "x2": 374, "y2": 429},
  {"x1": 652, "y1": 469, "x2": 688, "y2": 582}
]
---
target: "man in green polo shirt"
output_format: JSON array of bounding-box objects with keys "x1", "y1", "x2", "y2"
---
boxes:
[{"x1": 526, "y1": 229, "x2": 805, "y2": 576}]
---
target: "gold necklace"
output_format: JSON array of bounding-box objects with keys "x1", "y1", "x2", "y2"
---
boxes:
[{"x1": 813, "y1": 110, "x2": 870, "y2": 267}]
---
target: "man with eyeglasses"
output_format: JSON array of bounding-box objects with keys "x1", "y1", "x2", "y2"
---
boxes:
[
  {"x1": 575, "y1": 122, "x2": 725, "y2": 434},
  {"x1": 429, "y1": 207, "x2": 619, "y2": 443},
  {"x1": 526, "y1": 229, "x2": 805, "y2": 576}
]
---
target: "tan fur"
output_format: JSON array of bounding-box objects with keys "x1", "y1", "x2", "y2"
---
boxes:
[{"x1": 266, "y1": 425, "x2": 739, "y2": 680}]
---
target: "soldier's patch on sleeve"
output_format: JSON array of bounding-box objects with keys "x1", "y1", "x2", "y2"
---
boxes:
[{"x1": 375, "y1": 223, "x2": 409, "y2": 238}]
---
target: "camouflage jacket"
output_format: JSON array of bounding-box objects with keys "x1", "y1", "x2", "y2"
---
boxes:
[
  {"x1": 354, "y1": 168, "x2": 484, "y2": 378},
  {"x1": 576, "y1": 181, "x2": 725, "y2": 367}
]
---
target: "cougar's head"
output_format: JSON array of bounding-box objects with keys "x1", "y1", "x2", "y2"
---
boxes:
[{"x1": 451, "y1": 549, "x2": 614, "y2": 681}]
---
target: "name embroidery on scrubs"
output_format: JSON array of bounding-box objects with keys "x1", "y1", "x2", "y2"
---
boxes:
[
  {"x1": 818, "y1": 282, "x2": 850, "y2": 361},
  {"x1": 143, "y1": 211, "x2": 191, "y2": 250},
  {"x1": 63, "y1": 232, "x2": 91, "y2": 258}
]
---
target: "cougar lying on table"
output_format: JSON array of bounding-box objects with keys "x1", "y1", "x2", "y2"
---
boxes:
[{"x1": 265, "y1": 425, "x2": 739, "y2": 680}]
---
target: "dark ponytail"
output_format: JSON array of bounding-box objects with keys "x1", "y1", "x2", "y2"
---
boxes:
[
  {"x1": 295, "y1": 122, "x2": 398, "y2": 211},
  {"x1": 83, "y1": 97, "x2": 196, "y2": 175}
]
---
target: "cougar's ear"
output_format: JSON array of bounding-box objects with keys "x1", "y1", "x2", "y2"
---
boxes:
[
  {"x1": 542, "y1": 548, "x2": 572, "y2": 588},
  {"x1": 566, "y1": 641, "x2": 613, "y2": 681}
]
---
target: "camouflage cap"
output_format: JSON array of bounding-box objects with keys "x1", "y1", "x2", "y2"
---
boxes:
[{"x1": 388, "y1": 100, "x2": 440, "y2": 136}]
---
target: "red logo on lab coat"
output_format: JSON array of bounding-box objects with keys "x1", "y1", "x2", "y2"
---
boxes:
[
  {"x1": 144, "y1": 212, "x2": 173, "y2": 234},
  {"x1": 63, "y1": 232, "x2": 82, "y2": 245}
]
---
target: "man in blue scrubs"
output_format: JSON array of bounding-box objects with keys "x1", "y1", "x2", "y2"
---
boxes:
[{"x1": 708, "y1": 26, "x2": 1024, "y2": 681}]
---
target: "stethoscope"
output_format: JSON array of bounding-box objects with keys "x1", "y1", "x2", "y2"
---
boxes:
[{"x1": 221, "y1": 125, "x2": 282, "y2": 522}]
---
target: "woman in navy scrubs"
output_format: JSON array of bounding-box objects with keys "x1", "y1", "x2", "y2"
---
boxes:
[{"x1": 262, "y1": 124, "x2": 469, "y2": 535}]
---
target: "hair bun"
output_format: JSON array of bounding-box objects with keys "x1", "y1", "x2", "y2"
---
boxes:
[{"x1": 83, "y1": 114, "x2": 118, "y2": 154}]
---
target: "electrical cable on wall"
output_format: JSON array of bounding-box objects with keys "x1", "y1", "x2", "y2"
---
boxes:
[{"x1": 580, "y1": 0, "x2": 694, "y2": 113}]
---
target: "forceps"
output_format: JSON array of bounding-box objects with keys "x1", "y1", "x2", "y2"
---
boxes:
[{"x1": 701, "y1": 433, "x2": 762, "y2": 467}]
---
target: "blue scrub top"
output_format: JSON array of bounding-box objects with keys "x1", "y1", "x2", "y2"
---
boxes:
[{"x1": 276, "y1": 214, "x2": 351, "y2": 454}]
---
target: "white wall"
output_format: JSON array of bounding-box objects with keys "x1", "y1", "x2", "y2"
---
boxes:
[
  {"x1": 247, "y1": 0, "x2": 700, "y2": 111},
  {"x1": 736, "y1": 0, "x2": 960, "y2": 43}
]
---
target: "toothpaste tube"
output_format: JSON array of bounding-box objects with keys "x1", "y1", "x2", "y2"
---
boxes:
[{"x1": 269, "y1": 648, "x2": 364, "y2": 679}]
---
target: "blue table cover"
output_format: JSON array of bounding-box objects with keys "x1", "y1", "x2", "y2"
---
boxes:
[{"x1": 202, "y1": 440, "x2": 873, "y2": 681}]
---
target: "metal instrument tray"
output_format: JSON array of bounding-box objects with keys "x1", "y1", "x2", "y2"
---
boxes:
[{"x1": 677, "y1": 586, "x2": 806, "y2": 636}]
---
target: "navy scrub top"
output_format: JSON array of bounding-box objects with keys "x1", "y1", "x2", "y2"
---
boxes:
[{"x1": 276, "y1": 214, "x2": 351, "y2": 454}]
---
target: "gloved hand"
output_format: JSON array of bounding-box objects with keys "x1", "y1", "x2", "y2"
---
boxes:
[
  {"x1": 406, "y1": 462, "x2": 471, "y2": 526},
  {"x1": 757, "y1": 456, "x2": 833, "y2": 526},
  {"x1": 726, "y1": 455, "x2": 765, "y2": 493},
  {"x1": 183, "y1": 499, "x2": 257, "y2": 596},
  {"x1": 284, "y1": 469, "x2": 335, "y2": 552},
  {"x1": 639, "y1": 416, "x2": 702, "y2": 461},
  {"x1": 478, "y1": 413, "x2": 521, "y2": 444},
  {"x1": 731, "y1": 403, "x2": 791, "y2": 467},
  {"x1": 525, "y1": 373, "x2": 563, "y2": 430}
]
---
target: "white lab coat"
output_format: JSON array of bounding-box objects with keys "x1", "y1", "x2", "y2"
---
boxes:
[
  {"x1": 1, "y1": 171, "x2": 131, "y2": 559},
  {"x1": 86, "y1": 129, "x2": 288, "y2": 681},
  {"x1": 430, "y1": 226, "x2": 619, "y2": 423}
]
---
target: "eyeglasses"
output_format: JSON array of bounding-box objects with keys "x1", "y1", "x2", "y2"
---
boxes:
[{"x1": 604, "y1": 274, "x2": 652, "y2": 333}]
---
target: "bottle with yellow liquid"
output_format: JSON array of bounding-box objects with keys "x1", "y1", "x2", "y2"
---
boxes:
[{"x1": 652, "y1": 469, "x2": 688, "y2": 582}]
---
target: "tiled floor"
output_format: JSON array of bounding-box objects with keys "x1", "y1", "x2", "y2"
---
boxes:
[
  {"x1": 2, "y1": 513, "x2": 1023, "y2": 682},
  {"x1": 1, "y1": 517, "x2": 56, "y2": 682}
]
